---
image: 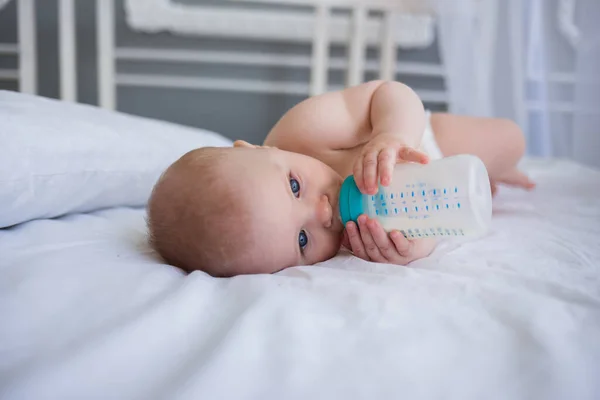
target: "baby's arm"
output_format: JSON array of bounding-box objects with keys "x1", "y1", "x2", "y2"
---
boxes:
[{"x1": 264, "y1": 80, "x2": 427, "y2": 174}]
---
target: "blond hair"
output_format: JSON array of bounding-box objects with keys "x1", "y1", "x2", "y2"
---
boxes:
[{"x1": 147, "y1": 147, "x2": 252, "y2": 277}]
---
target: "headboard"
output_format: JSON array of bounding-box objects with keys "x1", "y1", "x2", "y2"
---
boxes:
[
  {"x1": 0, "y1": 0, "x2": 443, "y2": 108},
  {"x1": 0, "y1": 0, "x2": 35, "y2": 94}
]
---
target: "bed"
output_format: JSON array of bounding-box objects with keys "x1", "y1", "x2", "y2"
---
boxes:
[
  {"x1": 2, "y1": 1, "x2": 600, "y2": 399},
  {"x1": 1, "y1": 90, "x2": 599, "y2": 400}
]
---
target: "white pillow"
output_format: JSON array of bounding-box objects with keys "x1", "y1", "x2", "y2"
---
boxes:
[{"x1": 0, "y1": 91, "x2": 233, "y2": 228}]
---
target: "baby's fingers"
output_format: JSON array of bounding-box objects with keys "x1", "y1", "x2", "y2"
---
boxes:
[
  {"x1": 353, "y1": 156, "x2": 366, "y2": 194},
  {"x1": 390, "y1": 230, "x2": 413, "y2": 255},
  {"x1": 346, "y1": 221, "x2": 369, "y2": 261},
  {"x1": 367, "y1": 219, "x2": 402, "y2": 262},
  {"x1": 398, "y1": 147, "x2": 429, "y2": 164},
  {"x1": 362, "y1": 151, "x2": 379, "y2": 195},
  {"x1": 358, "y1": 216, "x2": 385, "y2": 262},
  {"x1": 377, "y1": 148, "x2": 396, "y2": 187}
]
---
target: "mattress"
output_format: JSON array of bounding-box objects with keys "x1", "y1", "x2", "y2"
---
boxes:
[{"x1": 1, "y1": 158, "x2": 599, "y2": 400}]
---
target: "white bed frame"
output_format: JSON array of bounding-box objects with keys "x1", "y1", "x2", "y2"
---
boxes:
[
  {"x1": 0, "y1": 0, "x2": 36, "y2": 94},
  {"x1": 0, "y1": 0, "x2": 444, "y2": 107},
  {"x1": 0, "y1": 0, "x2": 583, "y2": 139}
]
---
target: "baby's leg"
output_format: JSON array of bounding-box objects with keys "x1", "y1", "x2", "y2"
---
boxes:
[{"x1": 430, "y1": 113, "x2": 535, "y2": 191}]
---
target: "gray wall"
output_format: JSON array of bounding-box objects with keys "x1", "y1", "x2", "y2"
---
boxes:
[{"x1": 0, "y1": 0, "x2": 446, "y2": 144}]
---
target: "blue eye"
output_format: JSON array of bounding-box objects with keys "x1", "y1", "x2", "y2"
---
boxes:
[
  {"x1": 298, "y1": 230, "x2": 308, "y2": 249},
  {"x1": 290, "y1": 178, "x2": 300, "y2": 197}
]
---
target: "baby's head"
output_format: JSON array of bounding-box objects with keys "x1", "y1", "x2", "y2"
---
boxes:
[{"x1": 147, "y1": 141, "x2": 345, "y2": 276}]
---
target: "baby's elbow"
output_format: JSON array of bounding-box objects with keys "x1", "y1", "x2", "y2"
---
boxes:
[
  {"x1": 366, "y1": 79, "x2": 412, "y2": 93},
  {"x1": 380, "y1": 79, "x2": 414, "y2": 92}
]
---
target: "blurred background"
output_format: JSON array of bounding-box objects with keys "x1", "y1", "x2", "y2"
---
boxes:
[{"x1": 0, "y1": 0, "x2": 598, "y2": 167}]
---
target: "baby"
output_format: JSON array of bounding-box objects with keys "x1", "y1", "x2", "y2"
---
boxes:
[{"x1": 147, "y1": 80, "x2": 534, "y2": 277}]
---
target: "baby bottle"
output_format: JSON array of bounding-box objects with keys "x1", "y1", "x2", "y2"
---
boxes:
[{"x1": 338, "y1": 154, "x2": 492, "y2": 239}]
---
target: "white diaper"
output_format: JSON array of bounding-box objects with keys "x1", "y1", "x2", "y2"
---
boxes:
[{"x1": 419, "y1": 110, "x2": 444, "y2": 161}]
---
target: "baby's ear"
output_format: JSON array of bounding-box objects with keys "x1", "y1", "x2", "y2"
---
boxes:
[
  {"x1": 233, "y1": 140, "x2": 277, "y2": 150},
  {"x1": 233, "y1": 140, "x2": 256, "y2": 149}
]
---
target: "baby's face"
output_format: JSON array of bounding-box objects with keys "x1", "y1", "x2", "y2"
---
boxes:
[{"x1": 232, "y1": 147, "x2": 345, "y2": 274}]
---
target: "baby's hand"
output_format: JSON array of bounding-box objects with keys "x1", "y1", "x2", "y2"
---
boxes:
[
  {"x1": 343, "y1": 215, "x2": 435, "y2": 265},
  {"x1": 353, "y1": 134, "x2": 429, "y2": 195}
]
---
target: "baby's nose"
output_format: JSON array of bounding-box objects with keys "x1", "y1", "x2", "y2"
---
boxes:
[{"x1": 315, "y1": 194, "x2": 333, "y2": 228}]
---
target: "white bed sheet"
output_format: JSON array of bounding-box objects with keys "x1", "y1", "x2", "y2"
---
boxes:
[{"x1": 1, "y1": 158, "x2": 599, "y2": 400}]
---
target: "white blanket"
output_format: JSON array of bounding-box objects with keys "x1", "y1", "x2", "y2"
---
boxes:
[{"x1": 1, "y1": 158, "x2": 600, "y2": 400}]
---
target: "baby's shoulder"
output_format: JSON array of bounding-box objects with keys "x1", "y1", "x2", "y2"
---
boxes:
[{"x1": 264, "y1": 89, "x2": 373, "y2": 154}]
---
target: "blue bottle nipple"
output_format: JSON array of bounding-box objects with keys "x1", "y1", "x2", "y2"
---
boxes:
[{"x1": 339, "y1": 175, "x2": 365, "y2": 225}]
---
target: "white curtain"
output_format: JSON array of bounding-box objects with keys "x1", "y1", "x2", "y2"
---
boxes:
[
  {"x1": 571, "y1": 0, "x2": 600, "y2": 167},
  {"x1": 433, "y1": 0, "x2": 600, "y2": 168}
]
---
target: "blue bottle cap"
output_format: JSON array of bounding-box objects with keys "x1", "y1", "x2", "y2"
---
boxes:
[{"x1": 339, "y1": 175, "x2": 364, "y2": 225}]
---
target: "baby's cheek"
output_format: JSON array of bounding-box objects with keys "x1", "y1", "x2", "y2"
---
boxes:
[{"x1": 318, "y1": 234, "x2": 343, "y2": 262}]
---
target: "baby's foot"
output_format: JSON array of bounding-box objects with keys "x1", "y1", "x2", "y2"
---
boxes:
[{"x1": 491, "y1": 168, "x2": 535, "y2": 196}]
